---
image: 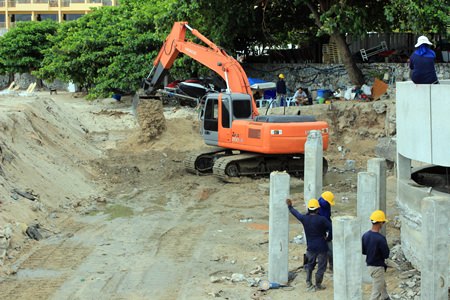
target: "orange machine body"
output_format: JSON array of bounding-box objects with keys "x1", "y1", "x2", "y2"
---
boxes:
[{"x1": 218, "y1": 119, "x2": 329, "y2": 154}]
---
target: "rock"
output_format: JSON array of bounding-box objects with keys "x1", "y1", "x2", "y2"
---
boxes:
[
  {"x1": 249, "y1": 265, "x2": 264, "y2": 275},
  {"x1": 406, "y1": 290, "x2": 415, "y2": 297},
  {"x1": 246, "y1": 277, "x2": 258, "y2": 287},
  {"x1": 231, "y1": 273, "x2": 245, "y2": 282},
  {"x1": 210, "y1": 276, "x2": 221, "y2": 283},
  {"x1": 344, "y1": 160, "x2": 355, "y2": 171},
  {"x1": 373, "y1": 101, "x2": 387, "y2": 114},
  {"x1": 399, "y1": 270, "x2": 415, "y2": 279},
  {"x1": 26, "y1": 224, "x2": 43, "y2": 240},
  {"x1": 207, "y1": 290, "x2": 223, "y2": 297},
  {"x1": 375, "y1": 137, "x2": 397, "y2": 163},
  {"x1": 406, "y1": 281, "x2": 416, "y2": 288},
  {"x1": 385, "y1": 258, "x2": 399, "y2": 269},
  {"x1": 292, "y1": 234, "x2": 304, "y2": 244}
]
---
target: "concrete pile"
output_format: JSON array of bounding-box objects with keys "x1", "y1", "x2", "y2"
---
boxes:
[{"x1": 0, "y1": 224, "x2": 12, "y2": 265}]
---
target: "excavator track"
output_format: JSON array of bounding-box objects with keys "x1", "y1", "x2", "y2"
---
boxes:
[
  {"x1": 186, "y1": 149, "x2": 328, "y2": 182},
  {"x1": 212, "y1": 153, "x2": 328, "y2": 182},
  {"x1": 184, "y1": 147, "x2": 229, "y2": 175}
]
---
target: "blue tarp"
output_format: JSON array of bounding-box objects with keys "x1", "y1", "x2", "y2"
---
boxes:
[{"x1": 248, "y1": 77, "x2": 276, "y2": 99}]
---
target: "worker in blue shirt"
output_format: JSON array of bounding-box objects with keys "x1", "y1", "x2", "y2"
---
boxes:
[
  {"x1": 318, "y1": 191, "x2": 335, "y2": 271},
  {"x1": 362, "y1": 210, "x2": 391, "y2": 300},
  {"x1": 276, "y1": 74, "x2": 287, "y2": 106},
  {"x1": 287, "y1": 198, "x2": 332, "y2": 291},
  {"x1": 409, "y1": 35, "x2": 438, "y2": 84}
]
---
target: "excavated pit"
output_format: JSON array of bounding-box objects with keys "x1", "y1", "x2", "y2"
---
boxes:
[{"x1": 411, "y1": 166, "x2": 450, "y2": 194}]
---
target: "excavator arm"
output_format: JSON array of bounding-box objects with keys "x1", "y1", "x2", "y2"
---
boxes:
[{"x1": 143, "y1": 21, "x2": 259, "y2": 117}]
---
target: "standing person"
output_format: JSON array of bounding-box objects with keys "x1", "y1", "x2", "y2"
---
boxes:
[
  {"x1": 318, "y1": 191, "x2": 335, "y2": 271},
  {"x1": 276, "y1": 73, "x2": 287, "y2": 106},
  {"x1": 362, "y1": 210, "x2": 391, "y2": 300},
  {"x1": 286, "y1": 198, "x2": 332, "y2": 291},
  {"x1": 409, "y1": 35, "x2": 439, "y2": 84}
]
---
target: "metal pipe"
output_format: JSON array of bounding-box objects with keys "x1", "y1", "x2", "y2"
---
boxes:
[{"x1": 224, "y1": 70, "x2": 231, "y2": 93}]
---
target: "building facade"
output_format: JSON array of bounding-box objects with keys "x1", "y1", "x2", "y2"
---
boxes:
[{"x1": 0, "y1": 0, "x2": 118, "y2": 31}]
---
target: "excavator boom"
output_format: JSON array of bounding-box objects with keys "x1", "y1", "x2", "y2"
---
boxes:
[{"x1": 144, "y1": 22, "x2": 258, "y2": 117}]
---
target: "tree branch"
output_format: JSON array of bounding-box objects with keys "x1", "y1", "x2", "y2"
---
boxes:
[{"x1": 305, "y1": 0, "x2": 322, "y2": 28}]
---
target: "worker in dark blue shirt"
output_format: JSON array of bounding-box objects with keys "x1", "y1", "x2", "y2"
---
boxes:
[
  {"x1": 276, "y1": 74, "x2": 287, "y2": 106},
  {"x1": 362, "y1": 210, "x2": 390, "y2": 300},
  {"x1": 287, "y1": 198, "x2": 332, "y2": 291},
  {"x1": 318, "y1": 191, "x2": 335, "y2": 271},
  {"x1": 409, "y1": 35, "x2": 438, "y2": 84}
]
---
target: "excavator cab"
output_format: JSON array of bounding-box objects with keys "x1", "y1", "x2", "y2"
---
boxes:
[{"x1": 201, "y1": 92, "x2": 253, "y2": 146}]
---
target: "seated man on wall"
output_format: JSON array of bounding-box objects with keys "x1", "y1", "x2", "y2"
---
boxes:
[{"x1": 293, "y1": 87, "x2": 309, "y2": 105}]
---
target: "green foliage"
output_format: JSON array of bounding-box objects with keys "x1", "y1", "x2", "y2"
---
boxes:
[
  {"x1": 385, "y1": 0, "x2": 449, "y2": 34},
  {"x1": 36, "y1": 0, "x2": 177, "y2": 98},
  {"x1": 0, "y1": 20, "x2": 59, "y2": 75},
  {"x1": 4, "y1": 0, "x2": 445, "y2": 99},
  {"x1": 292, "y1": 0, "x2": 390, "y2": 38}
]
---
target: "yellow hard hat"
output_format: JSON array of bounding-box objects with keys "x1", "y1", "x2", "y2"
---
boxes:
[
  {"x1": 321, "y1": 191, "x2": 335, "y2": 206},
  {"x1": 370, "y1": 210, "x2": 388, "y2": 223},
  {"x1": 307, "y1": 198, "x2": 320, "y2": 210},
  {"x1": 279, "y1": 73, "x2": 285, "y2": 79}
]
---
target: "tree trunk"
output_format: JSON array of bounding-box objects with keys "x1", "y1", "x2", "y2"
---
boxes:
[{"x1": 331, "y1": 31, "x2": 365, "y2": 86}]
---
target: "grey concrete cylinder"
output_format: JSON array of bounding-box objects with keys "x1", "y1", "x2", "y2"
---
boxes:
[
  {"x1": 367, "y1": 158, "x2": 387, "y2": 236},
  {"x1": 333, "y1": 216, "x2": 362, "y2": 300},
  {"x1": 303, "y1": 130, "x2": 323, "y2": 207},
  {"x1": 268, "y1": 171, "x2": 290, "y2": 285},
  {"x1": 357, "y1": 171, "x2": 377, "y2": 283},
  {"x1": 420, "y1": 196, "x2": 449, "y2": 300}
]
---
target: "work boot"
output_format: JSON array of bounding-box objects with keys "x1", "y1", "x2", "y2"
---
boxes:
[
  {"x1": 305, "y1": 269, "x2": 313, "y2": 289},
  {"x1": 315, "y1": 275, "x2": 326, "y2": 290}
]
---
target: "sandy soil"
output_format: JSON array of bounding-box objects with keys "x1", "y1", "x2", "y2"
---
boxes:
[{"x1": 0, "y1": 91, "x2": 408, "y2": 299}]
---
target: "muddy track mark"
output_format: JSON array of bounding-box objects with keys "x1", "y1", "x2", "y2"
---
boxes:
[
  {"x1": 155, "y1": 225, "x2": 205, "y2": 261},
  {"x1": 0, "y1": 277, "x2": 67, "y2": 300}
]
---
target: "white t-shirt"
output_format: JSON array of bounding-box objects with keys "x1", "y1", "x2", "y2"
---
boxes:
[{"x1": 294, "y1": 90, "x2": 307, "y2": 99}]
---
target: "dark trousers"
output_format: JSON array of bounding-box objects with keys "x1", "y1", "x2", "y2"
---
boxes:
[{"x1": 304, "y1": 250, "x2": 328, "y2": 279}]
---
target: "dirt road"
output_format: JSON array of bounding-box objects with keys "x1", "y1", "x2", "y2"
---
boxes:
[{"x1": 0, "y1": 92, "x2": 406, "y2": 299}]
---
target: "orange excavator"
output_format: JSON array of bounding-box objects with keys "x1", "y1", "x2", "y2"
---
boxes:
[{"x1": 136, "y1": 21, "x2": 329, "y2": 180}]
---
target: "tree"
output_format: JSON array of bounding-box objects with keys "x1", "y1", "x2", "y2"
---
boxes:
[
  {"x1": 289, "y1": 0, "x2": 391, "y2": 85},
  {"x1": 385, "y1": 0, "x2": 449, "y2": 34},
  {"x1": 0, "y1": 20, "x2": 59, "y2": 82},
  {"x1": 36, "y1": 0, "x2": 179, "y2": 98}
]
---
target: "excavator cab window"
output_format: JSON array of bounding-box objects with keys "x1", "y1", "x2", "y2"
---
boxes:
[
  {"x1": 231, "y1": 94, "x2": 252, "y2": 119},
  {"x1": 222, "y1": 101, "x2": 230, "y2": 128},
  {"x1": 203, "y1": 98, "x2": 218, "y2": 132}
]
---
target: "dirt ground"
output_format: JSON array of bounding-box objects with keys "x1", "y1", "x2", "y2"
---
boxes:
[{"x1": 0, "y1": 91, "x2": 408, "y2": 299}]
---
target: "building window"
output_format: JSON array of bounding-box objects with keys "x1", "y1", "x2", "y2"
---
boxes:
[
  {"x1": 63, "y1": 14, "x2": 83, "y2": 21},
  {"x1": 15, "y1": 14, "x2": 32, "y2": 22},
  {"x1": 38, "y1": 14, "x2": 58, "y2": 21}
]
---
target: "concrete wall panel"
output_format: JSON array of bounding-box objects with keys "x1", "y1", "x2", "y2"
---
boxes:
[
  {"x1": 430, "y1": 82, "x2": 450, "y2": 167},
  {"x1": 396, "y1": 82, "x2": 432, "y2": 163}
]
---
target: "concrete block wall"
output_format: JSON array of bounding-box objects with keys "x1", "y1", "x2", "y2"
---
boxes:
[
  {"x1": 396, "y1": 80, "x2": 450, "y2": 280},
  {"x1": 245, "y1": 63, "x2": 450, "y2": 95}
]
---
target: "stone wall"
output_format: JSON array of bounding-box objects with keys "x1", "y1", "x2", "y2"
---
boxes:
[
  {"x1": 244, "y1": 63, "x2": 450, "y2": 95},
  {"x1": 0, "y1": 73, "x2": 68, "y2": 91},
  {"x1": 2, "y1": 62, "x2": 449, "y2": 93}
]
